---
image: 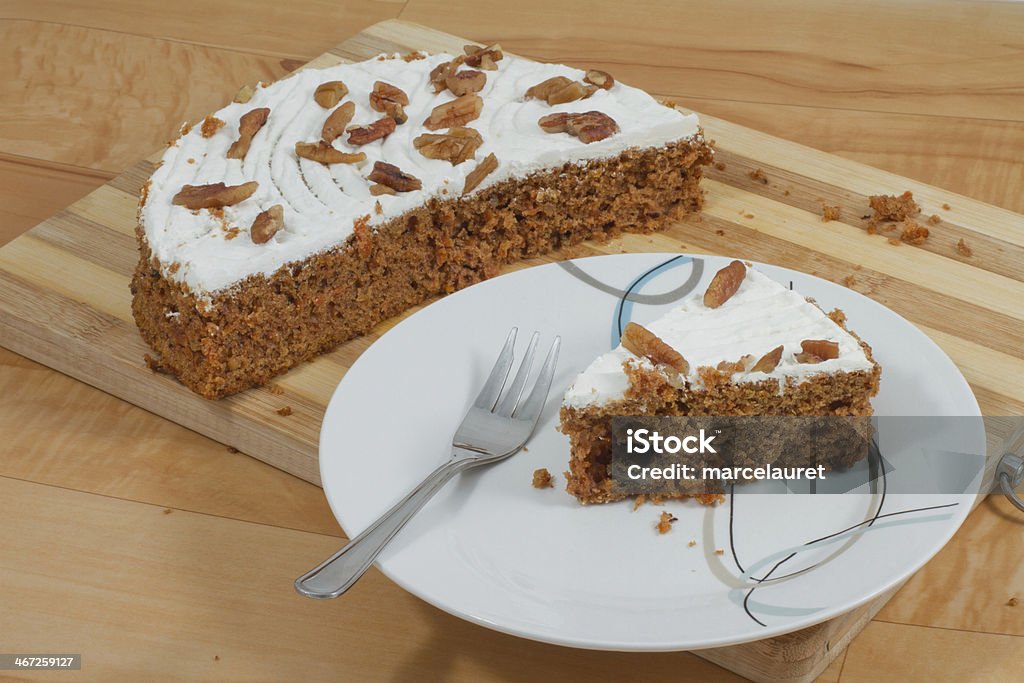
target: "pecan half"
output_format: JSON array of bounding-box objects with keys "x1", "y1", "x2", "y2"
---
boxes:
[
  {"x1": 463, "y1": 152, "x2": 498, "y2": 193},
  {"x1": 200, "y1": 116, "x2": 225, "y2": 138},
  {"x1": 565, "y1": 110, "x2": 618, "y2": 143},
  {"x1": 314, "y1": 81, "x2": 348, "y2": 108},
  {"x1": 369, "y1": 81, "x2": 409, "y2": 124},
  {"x1": 463, "y1": 43, "x2": 503, "y2": 70},
  {"x1": 750, "y1": 345, "x2": 784, "y2": 373},
  {"x1": 321, "y1": 101, "x2": 355, "y2": 143},
  {"x1": 538, "y1": 111, "x2": 618, "y2": 143},
  {"x1": 413, "y1": 127, "x2": 483, "y2": 165},
  {"x1": 250, "y1": 204, "x2": 284, "y2": 244},
  {"x1": 226, "y1": 107, "x2": 270, "y2": 160},
  {"x1": 703, "y1": 260, "x2": 746, "y2": 308},
  {"x1": 537, "y1": 112, "x2": 572, "y2": 133},
  {"x1": 429, "y1": 57, "x2": 465, "y2": 93},
  {"x1": 800, "y1": 339, "x2": 839, "y2": 360},
  {"x1": 446, "y1": 70, "x2": 486, "y2": 96},
  {"x1": 368, "y1": 161, "x2": 422, "y2": 192},
  {"x1": 526, "y1": 76, "x2": 572, "y2": 102},
  {"x1": 172, "y1": 181, "x2": 258, "y2": 210},
  {"x1": 295, "y1": 141, "x2": 366, "y2": 165},
  {"x1": 584, "y1": 69, "x2": 615, "y2": 90},
  {"x1": 620, "y1": 322, "x2": 689, "y2": 374},
  {"x1": 424, "y1": 94, "x2": 483, "y2": 130},
  {"x1": 347, "y1": 116, "x2": 397, "y2": 145}
]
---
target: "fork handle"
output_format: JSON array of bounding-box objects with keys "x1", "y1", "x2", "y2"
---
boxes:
[{"x1": 295, "y1": 456, "x2": 475, "y2": 599}]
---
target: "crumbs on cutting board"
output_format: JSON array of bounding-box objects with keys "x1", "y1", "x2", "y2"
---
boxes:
[
  {"x1": 276, "y1": 406, "x2": 293, "y2": 417},
  {"x1": 821, "y1": 204, "x2": 841, "y2": 222},
  {"x1": 749, "y1": 168, "x2": 768, "y2": 184},
  {"x1": 957, "y1": 238, "x2": 973, "y2": 257}
]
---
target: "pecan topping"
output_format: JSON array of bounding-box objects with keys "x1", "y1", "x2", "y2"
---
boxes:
[
  {"x1": 429, "y1": 57, "x2": 465, "y2": 93},
  {"x1": 800, "y1": 339, "x2": 839, "y2": 360},
  {"x1": 347, "y1": 116, "x2": 397, "y2": 145},
  {"x1": 227, "y1": 108, "x2": 270, "y2": 160},
  {"x1": 233, "y1": 84, "x2": 255, "y2": 103},
  {"x1": 424, "y1": 94, "x2": 483, "y2": 130},
  {"x1": 584, "y1": 69, "x2": 615, "y2": 90},
  {"x1": 413, "y1": 127, "x2": 483, "y2": 165},
  {"x1": 250, "y1": 204, "x2": 284, "y2": 244},
  {"x1": 751, "y1": 345, "x2": 784, "y2": 373},
  {"x1": 795, "y1": 353, "x2": 824, "y2": 364},
  {"x1": 314, "y1": 81, "x2": 348, "y2": 108},
  {"x1": 526, "y1": 76, "x2": 596, "y2": 105},
  {"x1": 446, "y1": 70, "x2": 486, "y2": 96},
  {"x1": 200, "y1": 116, "x2": 225, "y2": 138},
  {"x1": 321, "y1": 101, "x2": 355, "y2": 143},
  {"x1": 369, "y1": 184, "x2": 397, "y2": 196},
  {"x1": 368, "y1": 161, "x2": 422, "y2": 193},
  {"x1": 537, "y1": 112, "x2": 572, "y2": 133},
  {"x1": 463, "y1": 152, "x2": 498, "y2": 193},
  {"x1": 538, "y1": 111, "x2": 618, "y2": 144},
  {"x1": 463, "y1": 43, "x2": 503, "y2": 70},
  {"x1": 369, "y1": 81, "x2": 409, "y2": 124},
  {"x1": 703, "y1": 260, "x2": 746, "y2": 308},
  {"x1": 172, "y1": 181, "x2": 258, "y2": 210},
  {"x1": 620, "y1": 322, "x2": 689, "y2": 374},
  {"x1": 295, "y1": 141, "x2": 366, "y2": 165}
]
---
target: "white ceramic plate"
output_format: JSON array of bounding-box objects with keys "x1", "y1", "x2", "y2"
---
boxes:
[{"x1": 319, "y1": 253, "x2": 984, "y2": 651}]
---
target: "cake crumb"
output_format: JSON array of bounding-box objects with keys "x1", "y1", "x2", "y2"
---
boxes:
[
  {"x1": 632, "y1": 495, "x2": 647, "y2": 511},
  {"x1": 522, "y1": 446, "x2": 529, "y2": 452},
  {"x1": 749, "y1": 168, "x2": 768, "y2": 184},
  {"x1": 214, "y1": 655, "x2": 220, "y2": 662},
  {"x1": 656, "y1": 511, "x2": 678, "y2": 534},
  {"x1": 956, "y1": 238, "x2": 973, "y2": 257},
  {"x1": 532, "y1": 468, "x2": 554, "y2": 489},
  {"x1": 943, "y1": 203, "x2": 952, "y2": 210},
  {"x1": 869, "y1": 191, "x2": 920, "y2": 223},
  {"x1": 821, "y1": 205, "x2": 841, "y2": 222},
  {"x1": 714, "y1": 549, "x2": 725, "y2": 556},
  {"x1": 715, "y1": 229, "x2": 725, "y2": 236},
  {"x1": 187, "y1": 158, "x2": 195, "y2": 164},
  {"x1": 276, "y1": 406, "x2": 293, "y2": 417},
  {"x1": 268, "y1": 384, "x2": 285, "y2": 396},
  {"x1": 714, "y1": 161, "x2": 726, "y2": 171},
  {"x1": 928, "y1": 214, "x2": 941, "y2": 225},
  {"x1": 783, "y1": 189, "x2": 791, "y2": 196},
  {"x1": 162, "y1": 508, "x2": 173, "y2": 515},
  {"x1": 374, "y1": 200, "x2": 383, "y2": 216},
  {"x1": 402, "y1": 50, "x2": 427, "y2": 62},
  {"x1": 899, "y1": 219, "x2": 929, "y2": 245},
  {"x1": 887, "y1": 237, "x2": 902, "y2": 246},
  {"x1": 842, "y1": 275, "x2": 856, "y2": 288},
  {"x1": 688, "y1": 539, "x2": 697, "y2": 548},
  {"x1": 1007, "y1": 597, "x2": 1019, "y2": 607}
]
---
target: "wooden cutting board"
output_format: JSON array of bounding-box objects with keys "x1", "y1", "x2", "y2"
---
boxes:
[{"x1": 1, "y1": 19, "x2": 1021, "y2": 682}]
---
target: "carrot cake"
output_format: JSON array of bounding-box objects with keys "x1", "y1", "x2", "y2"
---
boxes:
[
  {"x1": 559, "y1": 261, "x2": 881, "y2": 504},
  {"x1": 131, "y1": 47, "x2": 713, "y2": 398}
]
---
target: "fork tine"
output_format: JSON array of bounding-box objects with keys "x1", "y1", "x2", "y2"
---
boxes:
[
  {"x1": 513, "y1": 336, "x2": 560, "y2": 423},
  {"x1": 472, "y1": 327, "x2": 517, "y2": 410},
  {"x1": 495, "y1": 331, "x2": 540, "y2": 416}
]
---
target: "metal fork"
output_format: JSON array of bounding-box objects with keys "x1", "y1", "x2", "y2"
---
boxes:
[{"x1": 295, "y1": 327, "x2": 561, "y2": 599}]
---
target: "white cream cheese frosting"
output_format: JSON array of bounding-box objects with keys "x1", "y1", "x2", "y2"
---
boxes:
[
  {"x1": 141, "y1": 52, "x2": 702, "y2": 295},
  {"x1": 563, "y1": 268, "x2": 875, "y2": 408}
]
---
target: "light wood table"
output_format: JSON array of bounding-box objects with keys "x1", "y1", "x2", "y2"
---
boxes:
[{"x1": 1, "y1": 2, "x2": 1022, "y2": 680}]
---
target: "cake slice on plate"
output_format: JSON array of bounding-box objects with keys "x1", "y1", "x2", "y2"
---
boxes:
[
  {"x1": 131, "y1": 46, "x2": 712, "y2": 398},
  {"x1": 559, "y1": 260, "x2": 881, "y2": 504}
]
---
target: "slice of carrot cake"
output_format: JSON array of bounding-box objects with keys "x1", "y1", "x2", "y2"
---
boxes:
[
  {"x1": 559, "y1": 261, "x2": 881, "y2": 504},
  {"x1": 131, "y1": 47, "x2": 713, "y2": 398}
]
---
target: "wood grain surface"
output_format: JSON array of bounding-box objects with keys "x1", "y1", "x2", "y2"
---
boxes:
[{"x1": 0, "y1": 2, "x2": 1022, "y2": 681}]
